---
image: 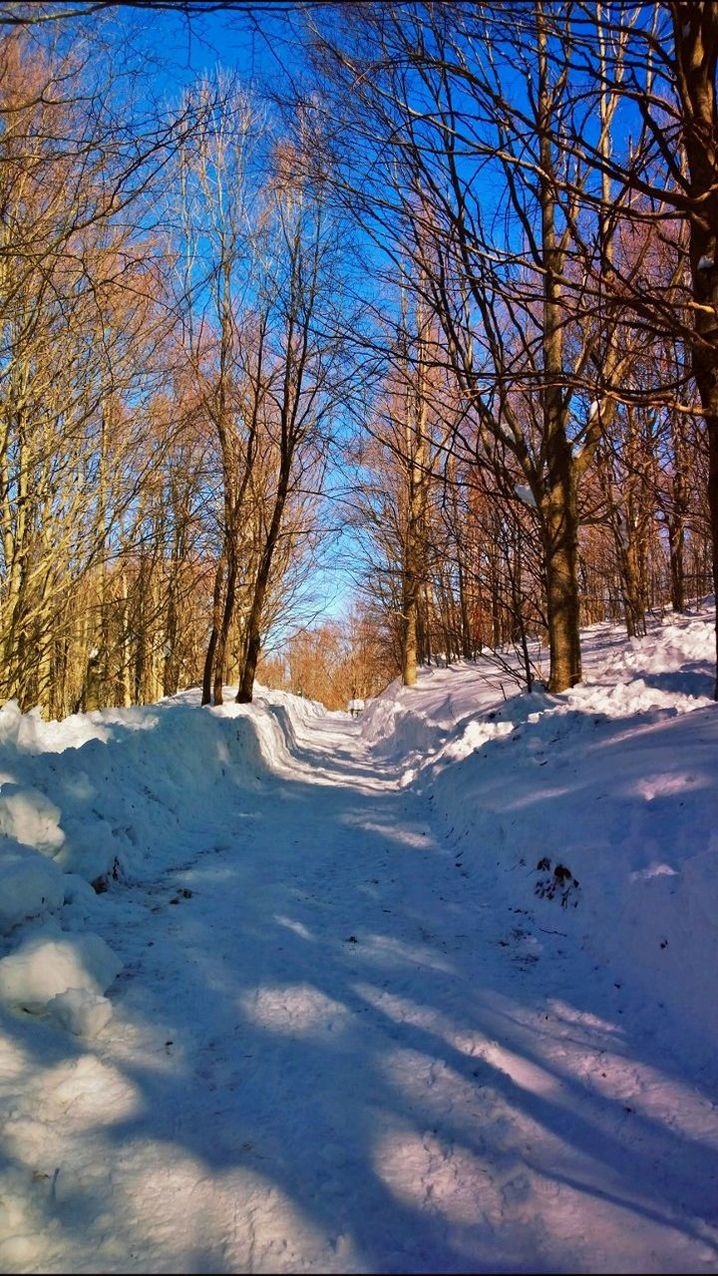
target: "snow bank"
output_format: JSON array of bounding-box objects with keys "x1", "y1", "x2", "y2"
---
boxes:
[
  {"x1": 0, "y1": 841, "x2": 66, "y2": 934},
  {"x1": 362, "y1": 606, "x2": 718, "y2": 1052},
  {"x1": 0, "y1": 785, "x2": 65, "y2": 854},
  {"x1": 0, "y1": 927, "x2": 121, "y2": 1006},
  {"x1": 0, "y1": 927, "x2": 122, "y2": 1037},
  {"x1": 46, "y1": 986, "x2": 114, "y2": 1037},
  {"x1": 0, "y1": 684, "x2": 317, "y2": 893},
  {"x1": 0, "y1": 682, "x2": 320, "y2": 1039}
]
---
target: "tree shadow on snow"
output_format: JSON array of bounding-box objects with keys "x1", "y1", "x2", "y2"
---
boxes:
[{"x1": 2, "y1": 708, "x2": 718, "y2": 1273}]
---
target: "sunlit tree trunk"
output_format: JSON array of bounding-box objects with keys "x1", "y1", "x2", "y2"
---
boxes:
[{"x1": 672, "y1": 3, "x2": 718, "y2": 694}]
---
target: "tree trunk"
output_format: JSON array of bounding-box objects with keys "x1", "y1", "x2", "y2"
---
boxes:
[
  {"x1": 619, "y1": 534, "x2": 647, "y2": 639},
  {"x1": 665, "y1": 406, "x2": 688, "y2": 613},
  {"x1": 120, "y1": 571, "x2": 132, "y2": 707},
  {"x1": 202, "y1": 557, "x2": 225, "y2": 706},
  {"x1": 691, "y1": 373, "x2": 718, "y2": 697},
  {"x1": 213, "y1": 550, "x2": 238, "y2": 705},
  {"x1": 401, "y1": 574, "x2": 418, "y2": 686},
  {"x1": 673, "y1": 3, "x2": 718, "y2": 696},
  {"x1": 538, "y1": 6, "x2": 582, "y2": 693},
  {"x1": 668, "y1": 515, "x2": 686, "y2": 614},
  {"x1": 543, "y1": 453, "x2": 582, "y2": 692},
  {"x1": 236, "y1": 470, "x2": 290, "y2": 704}
]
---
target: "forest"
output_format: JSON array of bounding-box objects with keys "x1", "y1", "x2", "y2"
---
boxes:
[{"x1": 0, "y1": 0, "x2": 715, "y2": 717}]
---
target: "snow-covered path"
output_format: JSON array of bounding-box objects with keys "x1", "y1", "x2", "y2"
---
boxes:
[{"x1": 2, "y1": 704, "x2": 718, "y2": 1274}]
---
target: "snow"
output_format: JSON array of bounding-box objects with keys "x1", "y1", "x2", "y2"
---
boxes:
[
  {"x1": 0, "y1": 787, "x2": 65, "y2": 855},
  {"x1": 0, "y1": 928, "x2": 121, "y2": 1016},
  {"x1": 45, "y1": 987, "x2": 114, "y2": 1039},
  {"x1": 0, "y1": 842, "x2": 66, "y2": 935},
  {"x1": 0, "y1": 610, "x2": 717, "y2": 1271},
  {"x1": 365, "y1": 608, "x2": 718, "y2": 1056}
]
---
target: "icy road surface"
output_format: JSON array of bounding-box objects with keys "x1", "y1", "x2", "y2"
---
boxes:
[{"x1": 1, "y1": 700, "x2": 718, "y2": 1274}]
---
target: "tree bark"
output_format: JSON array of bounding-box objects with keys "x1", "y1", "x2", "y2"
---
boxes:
[
  {"x1": 542, "y1": 451, "x2": 582, "y2": 692},
  {"x1": 236, "y1": 467, "x2": 290, "y2": 704},
  {"x1": 537, "y1": 3, "x2": 582, "y2": 692},
  {"x1": 213, "y1": 549, "x2": 238, "y2": 706},
  {"x1": 401, "y1": 573, "x2": 419, "y2": 686},
  {"x1": 202, "y1": 557, "x2": 224, "y2": 706},
  {"x1": 673, "y1": 2, "x2": 718, "y2": 696}
]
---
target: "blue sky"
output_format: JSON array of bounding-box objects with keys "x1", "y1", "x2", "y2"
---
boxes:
[{"x1": 114, "y1": 4, "x2": 303, "y2": 110}]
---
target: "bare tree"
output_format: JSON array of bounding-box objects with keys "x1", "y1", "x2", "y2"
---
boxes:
[
  {"x1": 300, "y1": 2, "x2": 642, "y2": 691},
  {"x1": 236, "y1": 140, "x2": 349, "y2": 701}
]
